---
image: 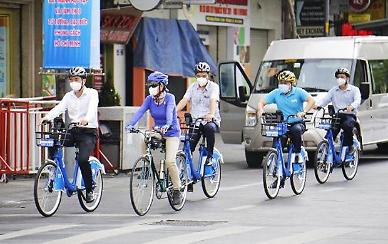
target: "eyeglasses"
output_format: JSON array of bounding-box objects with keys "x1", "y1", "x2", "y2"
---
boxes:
[{"x1": 148, "y1": 83, "x2": 159, "y2": 88}]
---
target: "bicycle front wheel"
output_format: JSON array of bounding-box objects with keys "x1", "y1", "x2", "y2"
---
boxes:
[
  {"x1": 290, "y1": 157, "x2": 307, "y2": 195},
  {"x1": 263, "y1": 150, "x2": 280, "y2": 199},
  {"x1": 201, "y1": 153, "x2": 222, "y2": 198},
  {"x1": 34, "y1": 161, "x2": 62, "y2": 217},
  {"x1": 167, "y1": 152, "x2": 188, "y2": 211},
  {"x1": 342, "y1": 149, "x2": 359, "y2": 180},
  {"x1": 78, "y1": 167, "x2": 104, "y2": 212},
  {"x1": 314, "y1": 141, "x2": 331, "y2": 184},
  {"x1": 130, "y1": 156, "x2": 154, "y2": 216}
]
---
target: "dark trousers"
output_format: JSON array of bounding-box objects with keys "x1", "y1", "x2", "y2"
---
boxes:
[
  {"x1": 284, "y1": 122, "x2": 306, "y2": 154},
  {"x1": 333, "y1": 113, "x2": 356, "y2": 147},
  {"x1": 190, "y1": 122, "x2": 218, "y2": 158},
  {"x1": 64, "y1": 128, "x2": 97, "y2": 192}
]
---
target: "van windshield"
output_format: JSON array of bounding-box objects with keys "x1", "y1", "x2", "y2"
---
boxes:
[{"x1": 254, "y1": 59, "x2": 353, "y2": 93}]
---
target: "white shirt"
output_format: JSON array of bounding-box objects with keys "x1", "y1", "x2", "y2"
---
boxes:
[
  {"x1": 317, "y1": 84, "x2": 361, "y2": 114},
  {"x1": 45, "y1": 87, "x2": 99, "y2": 128}
]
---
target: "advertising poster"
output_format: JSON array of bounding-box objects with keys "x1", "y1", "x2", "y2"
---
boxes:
[{"x1": 0, "y1": 16, "x2": 8, "y2": 97}]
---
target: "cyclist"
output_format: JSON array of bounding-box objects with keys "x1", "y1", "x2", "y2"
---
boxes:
[
  {"x1": 126, "y1": 71, "x2": 182, "y2": 205},
  {"x1": 257, "y1": 70, "x2": 315, "y2": 186},
  {"x1": 177, "y1": 61, "x2": 221, "y2": 168},
  {"x1": 315, "y1": 67, "x2": 361, "y2": 154},
  {"x1": 42, "y1": 67, "x2": 98, "y2": 203}
]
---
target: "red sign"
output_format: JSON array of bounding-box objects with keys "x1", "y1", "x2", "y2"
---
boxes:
[
  {"x1": 349, "y1": 0, "x2": 371, "y2": 12},
  {"x1": 100, "y1": 14, "x2": 141, "y2": 44}
]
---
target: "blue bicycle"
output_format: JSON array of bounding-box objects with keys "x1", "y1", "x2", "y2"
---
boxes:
[
  {"x1": 313, "y1": 106, "x2": 360, "y2": 183},
  {"x1": 261, "y1": 112, "x2": 307, "y2": 199},
  {"x1": 176, "y1": 114, "x2": 222, "y2": 198},
  {"x1": 34, "y1": 120, "x2": 105, "y2": 217}
]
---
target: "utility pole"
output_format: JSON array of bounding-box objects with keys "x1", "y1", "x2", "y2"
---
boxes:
[{"x1": 325, "y1": 0, "x2": 330, "y2": 36}]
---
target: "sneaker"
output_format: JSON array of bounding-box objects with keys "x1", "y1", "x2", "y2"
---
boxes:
[
  {"x1": 187, "y1": 183, "x2": 193, "y2": 192},
  {"x1": 172, "y1": 189, "x2": 182, "y2": 205},
  {"x1": 85, "y1": 191, "x2": 94, "y2": 203},
  {"x1": 269, "y1": 177, "x2": 285, "y2": 189},
  {"x1": 205, "y1": 156, "x2": 213, "y2": 166}
]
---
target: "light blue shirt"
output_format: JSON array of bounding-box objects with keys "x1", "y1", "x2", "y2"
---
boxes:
[
  {"x1": 318, "y1": 84, "x2": 361, "y2": 114},
  {"x1": 265, "y1": 87, "x2": 310, "y2": 123}
]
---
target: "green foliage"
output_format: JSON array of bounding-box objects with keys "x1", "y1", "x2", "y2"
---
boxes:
[{"x1": 98, "y1": 72, "x2": 121, "y2": 107}]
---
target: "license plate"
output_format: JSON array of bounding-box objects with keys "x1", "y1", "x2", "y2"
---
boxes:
[{"x1": 40, "y1": 139, "x2": 54, "y2": 147}]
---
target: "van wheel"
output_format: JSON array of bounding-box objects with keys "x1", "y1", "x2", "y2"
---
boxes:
[
  {"x1": 377, "y1": 142, "x2": 388, "y2": 153},
  {"x1": 245, "y1": 150, "x2": 264, "y2": 168}
]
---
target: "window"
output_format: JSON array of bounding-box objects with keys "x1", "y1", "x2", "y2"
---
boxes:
[
  {"x1": 369, "y1": 60, "x2": 388, "y2": 94},
  {"x1": 353, "y1": 60, "x2": 367, "y2": 88}
]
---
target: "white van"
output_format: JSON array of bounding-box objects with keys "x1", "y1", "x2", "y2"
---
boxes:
[{"x1": 218, "y1": 36, "x2": 388, "y2": 167}]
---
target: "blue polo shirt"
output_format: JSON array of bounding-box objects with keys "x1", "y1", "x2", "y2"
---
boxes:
[{"x1": 265, "y1": 87, "x2": 309, "y2": 123}]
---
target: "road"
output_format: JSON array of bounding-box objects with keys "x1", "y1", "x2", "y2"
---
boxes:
[{"x1": 1, "y1": 136, "x2": 388, "y2": 243}]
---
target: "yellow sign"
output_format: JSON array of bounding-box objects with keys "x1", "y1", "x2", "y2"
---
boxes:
[{"x1": 348, "y1": 14, "x2": 371, "y2": 23}]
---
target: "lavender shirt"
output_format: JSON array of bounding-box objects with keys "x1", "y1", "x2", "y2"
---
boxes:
[{"x1": 129, "y1": 93, "x2": 180, "y2": 137}]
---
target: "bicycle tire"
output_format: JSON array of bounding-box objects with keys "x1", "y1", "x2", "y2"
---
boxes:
[
  {"x1": 263, "y1": 149, "x2": 280, "y2": 199},
  {"x1": 201, "y1": 151, "x2": 222, "y2": 198},
  {"x1": 342, "y1": 149, "x2": 359, "y2": 180},
  {"x1": 167, "y1": 152, "x2": 188, "y2": 211},
  {"x1": 314, "y1": 141, "x2": 331, "y2": 184},
  {"x1": 290, "y1": 156, "x2": 307, "y2": 195},
  {"x1": 34, "y1": 161, "x2": 62, "y2": 217},
  {"x1": 78, "y1": 164, "x2": 104, "y2": 212},
  {"x1": 130, "y1": 156, "x2": 154, "y2": 216}
]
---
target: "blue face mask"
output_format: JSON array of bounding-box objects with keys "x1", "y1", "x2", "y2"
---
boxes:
[{"x1": 278, "y1": 84, "x2": 290, "y2": 93}]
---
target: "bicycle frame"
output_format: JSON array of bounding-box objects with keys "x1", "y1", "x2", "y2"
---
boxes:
[
  {"x1": 182, "y1": 134, "x2": 206, "y2": 183},
  {"x1": 273, "y1": 137, "x2": 295, "y2": 179},
  {"x1": 324, "y1": 129, "x2": 344, "y2": 166}
]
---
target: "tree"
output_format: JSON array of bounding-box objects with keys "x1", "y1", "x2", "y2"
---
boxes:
[
  {"x1": 98, "y1": 72, "x2": 121, "y2": 107},
  {"x1": 284, "y1": 0, "x2": 298, "y2": 39}
]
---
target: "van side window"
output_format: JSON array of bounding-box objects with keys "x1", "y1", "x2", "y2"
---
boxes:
[
  {"x1": 369, "y1": 60, "x2": 388, "y2": 94},
  {"x1": 354, "y1": 60, "x2": 366, "y2": 88}
]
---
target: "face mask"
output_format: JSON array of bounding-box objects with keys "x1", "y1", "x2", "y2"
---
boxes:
[
  {"x1": 149, "y1": 87, "x2": 159, "y2": 96},
  {"x1": 70, "y1": 81, "x2": 82, "y2": 91},
  {"x1": 197, "y1": 77, "x2": 208, "y2": 87},
  {"x1": 337, "y1": 78, "x2": 346, "y2": 86},
  {"x1": 278, "y1": 84, "x2": 290, "y2": 93}
]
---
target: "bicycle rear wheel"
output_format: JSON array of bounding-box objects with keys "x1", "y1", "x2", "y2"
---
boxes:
[
  {"x1": 342, "y1": 149, "x2": 359, "y2": 180},
  {"x1": 201, "y1": 152, "x2": 222, "y2": 198},
  {"x1": 263, "y1": 150, "x2": 280, "y2": 199},
  {"x1": 290, "y1": 157, "x2": 307, "y2": 195},
  {"x1": 314, "y1": 141, "x2": 331, "y2": 184},
  {"x1": 34, "y1": 161, "x2": 62, "y2": 217},
  {"x1": 167, "y1": 152, "x2": 188, "y2": 211},
  {"x1": 130, "y1": 156, "x2": 154, "y2": 216},
  {"x1": 78, "y1": 167, "x2": 104, "y2": 212}
]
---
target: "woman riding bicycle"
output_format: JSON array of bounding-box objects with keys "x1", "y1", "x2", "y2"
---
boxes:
[
  {"x1": 257, "y1": 70, "x2": 315, "y2": 185},
  {"x1": 126, "y1": 71, "x2": 182, "y2": 205}
]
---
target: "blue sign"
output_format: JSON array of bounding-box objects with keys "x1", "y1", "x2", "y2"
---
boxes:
[{"x1": 43, "y1": 0, "x2": 100, "y2": 69}]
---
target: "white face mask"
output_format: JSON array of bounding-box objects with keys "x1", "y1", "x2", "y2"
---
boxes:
[
  {"x1": 149, "y1": 87, "x2": 159, "y2": 96},
  {"x1": 278, "y1": 84, "x2": 290, "y2": 93},
  {"x1": 70, "y1": 81, "x2": 82, "y2": 91},
  {"x1": 337, "y1": 78, "x2": 346, "y2": 86},
  {"x1": 197, "y1": 77, "x2": 208, "y2": 87}
]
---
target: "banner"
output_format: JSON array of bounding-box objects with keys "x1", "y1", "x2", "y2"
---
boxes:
[{"x1": 43, "y1": 0, "x2": 100, "y2": 69}]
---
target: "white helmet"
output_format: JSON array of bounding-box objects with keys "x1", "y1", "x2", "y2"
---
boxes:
[
  {"x1": 195, "y1": 62, "x2": 211, "y2": 73},
  {"x1": 69, "y1": 67, "x2": 87, "y2": 78}
]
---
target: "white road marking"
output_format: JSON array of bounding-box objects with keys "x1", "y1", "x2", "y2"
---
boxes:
[
  {"x1": 0, "y1": 213, "x2": 161, "y2": 218},
  {"x1": 221, "y1": 183, "x2": 261, "y2": 191},
  {"x1": 320, "y1": 187, "x2": 344, "y2": 193},
  {"x1": 0, "y1": 224, "x2": 79, "y2": 241},
  {"x1": 143, "y1": 226, "x2": 263, "y2": 244},
  {"x1": 43, "y1": 224, "x2": 166, "y2": 244},
  {"x1": 256, "y1": 227, "x2": 356, "y2": 244},
  {"x1": 227, "y1": 205, "x2": 256, "y2": 211}
]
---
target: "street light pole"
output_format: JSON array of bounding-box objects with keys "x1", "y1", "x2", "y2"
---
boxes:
[{"x1": 325, "y1": 0, "x2": 330, "y2": 36}]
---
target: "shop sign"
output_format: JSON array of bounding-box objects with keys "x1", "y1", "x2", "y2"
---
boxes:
[
  {"x1": 295, "y1": 0, "x2": 325, "y2": 37},
  {"x1": 349, "y1": 0, "x2": 371, "y2": 12},
  {"x1": 101, "y1": 14, "x2": 141, "y2": 44},
  {"x1": 296, "y1": 26, "x2": 324, "y2": 37},
  {"x1": 348, "y1": 13, "x2": 371, "y2": 23},
  {"x1": 43, "y1": 0, "x2": 100, "y2": 69}
]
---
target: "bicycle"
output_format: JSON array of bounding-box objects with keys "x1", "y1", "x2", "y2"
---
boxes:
[
  {"x1": 128, "y1": 128, "x2": 188, "y2": 216},
  {"x1": 34, "y1": 119, "x2": 105, "y2": 217},
  {"x1": 313, "y1": 106, "x2": 360, "y2": 184},
  {"x1": 261, "y1": 112, "x2": 308, "y2": 199},
  {"x1": 177, "y1": 114, "x2": 222, "y2": 198}
]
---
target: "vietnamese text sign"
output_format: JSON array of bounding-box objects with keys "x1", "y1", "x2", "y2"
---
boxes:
[{"x1": 43, "y1": 0, "x2": 100, "y2": 69}]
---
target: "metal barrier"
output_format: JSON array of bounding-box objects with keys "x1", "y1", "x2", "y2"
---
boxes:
[{"x1": 0, "y1": 97, "x2": 117, "y2": 182}]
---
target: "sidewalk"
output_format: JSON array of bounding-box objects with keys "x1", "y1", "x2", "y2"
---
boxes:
[{"x1": 0, "y1": 175, "x2": 35, "y2": 209}]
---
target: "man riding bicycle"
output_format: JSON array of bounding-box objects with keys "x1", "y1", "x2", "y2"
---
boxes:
[
  {"x1": 42, "y1": 67, "x2": 98, "y2": 203},
  {"x1": 315, "y1": 67, "x2": 361, "y2": 154},
  {"x1": 177, "y1": 62, "x2": 221, "y2": 166},
  {"x1": 257, "y1": 70, "x2": 315, "y2": 184}
]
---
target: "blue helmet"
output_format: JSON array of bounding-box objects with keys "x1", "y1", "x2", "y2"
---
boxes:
[{"x1": 147, "y1": 71, "x2": 168, "y2": 86}]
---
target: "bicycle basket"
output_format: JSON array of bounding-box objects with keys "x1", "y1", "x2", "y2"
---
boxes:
[
  {"x1": 261, "y1": 123, "x2": 288, "y2": 137},
  {"x1": 315, "y1": 116, "x2": 340, "y2": 130},
  {"x1": 35, "y1": 131, "x2": 69, "y2": 147},
  {"x1": 150, "y1": 136, "x2": 165, "y2": 150}
]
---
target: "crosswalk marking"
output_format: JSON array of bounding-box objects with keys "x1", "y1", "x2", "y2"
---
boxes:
[
  {"x1": 320, "y1": 187, "x2": 345, "y2": 193},
  {"x1": 0, "y1": 213, "x2": 161, "y2": 218},
  {"x1": 0, "y1": 224, "x2": 79, "y2": 241},
  {"x1": 256, "y1": 227, "x2": 356, "y2": 244},
  {"x1": 143, "y1": 226, "x2": 263, "y2": 244},
  {"x1": 221, "y1": 183, "x2": 261, "y2": 191},
  {"x1": 227, "y1": 205, "x2": 256, "y2": 211},
  {"x1": 43, "y1": 223, "x2": 166, "y2": 244}
]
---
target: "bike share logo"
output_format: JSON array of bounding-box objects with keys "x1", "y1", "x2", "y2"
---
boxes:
[{"x1": 349, "y1": 0, "x2": 371, "y2": 12}]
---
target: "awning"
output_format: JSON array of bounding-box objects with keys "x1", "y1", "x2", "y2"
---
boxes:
[
  {"x1": 132, "y1": 17, "x2": 217, "y2": 77},
  {"x1": 353, "y1": 18, "x2": 388, "y2": 29}
]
